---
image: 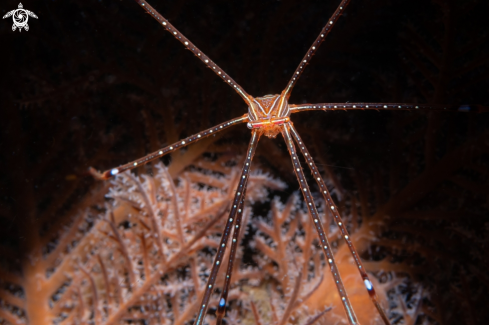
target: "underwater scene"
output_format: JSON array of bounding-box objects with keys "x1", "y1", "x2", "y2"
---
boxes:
[{"x1": 1, "y1": 0, "x2": 488, "y2": 324}]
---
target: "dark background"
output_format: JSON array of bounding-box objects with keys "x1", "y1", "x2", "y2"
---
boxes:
[{"x1": 0, "y1": 0, "x2": 488, "y2": 323}]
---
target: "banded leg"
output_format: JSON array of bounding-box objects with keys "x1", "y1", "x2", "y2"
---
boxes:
[
  {"x1": 290, "y1": 103, "x2": 489, "y2": 113},
  {"x1": 215, "y1": 178, "x2": 248, "y2": 325},
  {"x1": 280, "y1": 124, "x2": 359, "y2": 325},
  {"x1": 193, "y1": 130, "x2": 261, "y2": 325},
  {"x1": 89, "y1": 115, "x2": 247, "y2": 180},
  {"x1": 134, "y1": 0, "x2": 253, "y2": 106},
  {"x1": 289, "y1": 124, "x2": 391, "y2": 325}
]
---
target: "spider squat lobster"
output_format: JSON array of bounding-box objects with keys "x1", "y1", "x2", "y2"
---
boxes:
[{"x1": 88, "y1": 0, "x2": 484, "y2": 324}]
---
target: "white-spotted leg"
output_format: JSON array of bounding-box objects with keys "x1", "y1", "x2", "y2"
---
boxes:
[
  {"x1": 215, "y1": 177, "x2": 248, "y2": 325},
  {"x1": 279, "y1": 0, "x2": 351, "y2": 105},
  {"x1": 134, "y1": 0, "x2": 253, "y2": 107},
  {"x1": 92, "y1": 0, "x2": 257, "y2": 180},
  {"x1": 193, "y1": 130, "x2": 261, "y2": 325},
  {"x1": 89, "y1": 115, "x2": 247, "y2": 180},
  {"x1": 290, "y1": 103, "x2": 489, "y2": 113},
  {"x1": 280, "y1": 124, "x2": 359, "y2": 325},
  {"x1": 289, "y1": 124, "x2": 391, "y2": 325}
]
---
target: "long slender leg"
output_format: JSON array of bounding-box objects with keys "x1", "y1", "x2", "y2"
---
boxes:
[
  {"x1": 193, "y1": 130, "x2": 261, "y2": 325},
  {"x1": 280, "y1": 0, "x2": 351, "y2": 105},
  {"x1": 215, "y1": 177, "x2": 248, "y2": 325},
  {"x1": 290, "y1": 103, "x2": 489, "y2": 113},
  {"x1": 289, "y1": 124, "x2": 391, "y2": 325},
  {"x1": 89, "y1": 115, "x2": 247, "y2": 180},
  {"x1": 134, "y1": 0, "x2": 253, "y2": 106},
  {"x1": 280, "y1": 124, "x2": 359, "y2": 325}
]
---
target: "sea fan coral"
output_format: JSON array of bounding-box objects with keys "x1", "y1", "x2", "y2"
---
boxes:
[
  {"x1": 1, "y1": 1, "x2": 488, "y2": 324},
  {"x1": 0, "y1": 153, "x2": 287, "y2": 325},
  {"x1": 1, "y1": 135, "x2": 487, "y2": 325},
  {"x1": 0, "y1": 151, "x2": 400, "y2": 325}
]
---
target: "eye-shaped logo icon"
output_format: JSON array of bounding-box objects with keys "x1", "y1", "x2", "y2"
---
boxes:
[{"x1": 3, "y1": 3, "x2": 38, "y2": 32}]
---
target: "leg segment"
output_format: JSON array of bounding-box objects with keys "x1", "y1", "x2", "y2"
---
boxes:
[
  {"x1": 193, "y1": 130, "x2": 261, "y2": 325},
  {"x1": 134, "y1": 0, "x2": 253, "y2": 106},
  {"x1": 215, "y1": 177, "x2": 248, "y2": 325},
  {"x1": 290, "y1": 103, "x2": 488, "y2": 113},
  {"x1": 282, "y1": 0, "x2": 351, "y2": 103},
  {"x1": 281, "y1": 124, "x2": 359, "y2": 325},
  {"x1": 289, "y1": 124, "x2": 391, "y2": 325},
  {"x1": 89, "y1": 115, "x2": 247, "y2": 180}
]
